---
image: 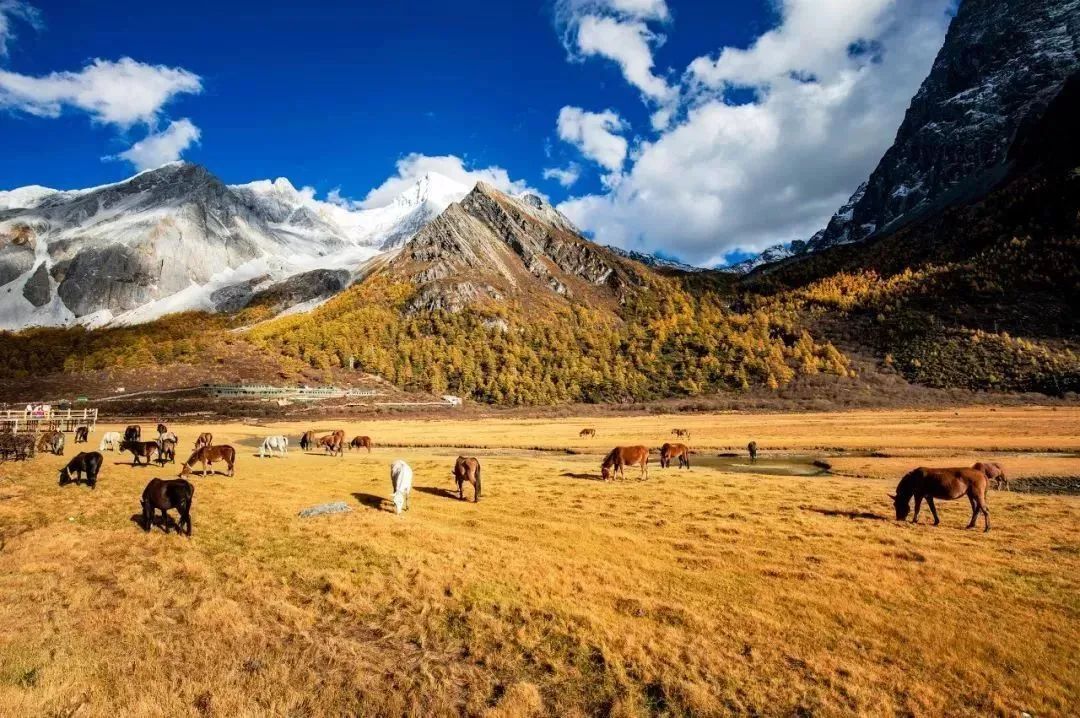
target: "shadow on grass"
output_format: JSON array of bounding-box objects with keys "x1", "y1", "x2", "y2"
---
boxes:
[
  {"x1": 128, "y1": 512, "x2": 187, "y2": 533},
  {"x1": 560, "y1": 471, "x2": 605, "y2": 481},
  {"x1": 414, "y1": 486, "x2": 460, "y2": 500},
  {"x1": 802, "y1": 505, "x2": 889, "y2": 521},
  {"x1": 351, "y1": 492, "x2": 388, "y2": 511}
]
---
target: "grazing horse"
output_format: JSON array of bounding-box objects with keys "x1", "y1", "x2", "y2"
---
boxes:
[
  {"x1": 99, "y1": 431, "x2": 121, "y2": 452},
  {"x1": 390, "y1": 460, "x2": 413, "y2": 514},
  {"x1": 194, "y1": 433, "x2": 213, "y2": 452},
  {"x1": 259, "y1": 435, "x2": 289, "y2": 458},
  {"x1": 38, "y1": 430, "x2": 64, "y2": 456},
  {"x1": 453, "y1": 456, "x2": 482, "y2": 502},
  {"x1": 59, "y1": 451, "x2": 103, "y2": 489},
  {"x1": 74, "y1": 426, "x2": 89, "y2": 444},
  {"x1": 124, "y1": 425, "x2": 141, "y2": 442},
  {"x1": 141, "y1": 478, "x2": 194, "y2": 535},
  {"x1": 973, "y1": 461, "x2": 1008, "y2": 491},
  {"x1": 121, "y1": 440, "x2": 159, "y2": 466},
  {"x1": 300, "y1": 430, "x2": 317, "y2": 451},
  {"x1": 671, "y1": 428, "x2": 690, "y2": 439},
  {"x1": 157, "y1": 439, "x2": 177, "y2": 466},
  {"x1": 660, "y1": 442, "x2": 690, "y2": 469},
  {"x1": 892, "y1": 467, "x2": 991, "y2": 532},
  {"x1": 318, "y1": 432, "x2": 344, "y2": 457},
  {"x1": 349, "y1": 435, "x2": 373, "y2": 453},
  {"x1": 601, "y1": 446, "x2": 649, "y2": 481},
  {"x1": 579, "y1": 428, "x2": 596, "y2": 438},
  {"x1": 180, "y1": 445, "x2": 236, "y2": 477},
  {"x1": 747, "y1": 441, "x2": 758, "y2": 463}
]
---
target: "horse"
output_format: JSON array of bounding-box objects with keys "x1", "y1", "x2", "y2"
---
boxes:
[
  {"x1": 120, "y1": 440, "x2": 159, "y2": 466},
  {"x1": 349, "y1": 436, "x2": 373, "y2": 453},
  {"x1": 973, "y1": 461, "x2": 1008, "y2": 491},
  {"x1": 156, "y1": 423, "x2": 168, "y2": 437},
  {"x1": 124, "y1": 425, "x2": 141, "y2": 442},
  {"x1": 390, "y1": 460, "x2": 413, "y2": 514},
  {"x1": 194, "y1": 433, "x2": 213, "y2": 452},
  {"x1": 891, "y1": 467, "x2": 991, "y2": 532},
  {"x1": 660, "y1": 442, "x2": 690, "y2": 469},
  {"x1": 141, "y1": 478, "x2": 194, "y2": 535},
  {"x1": 74, "y1": 426, "x2": 89, "y2": 444},
  {"x1": 157, "y1": 439, "x2": 177, "y2": 466},
  {"x1": 300, "y1": 430, "x2": 316, "y2": 451},
  {"x1": 180, "y1": 445, "x2": 236, "y2": 477},
  {"x1": 38, "y1": 430, "x2": 64, "y2": 456},
  {"x1": 671, "y1": 428, "x2": 690, "y2": 439},
  {"x1": 59, "y1": 451, "x2": 103, "y2": 489},
  {"x1": 259, "y1": 435, "x2": 289, "y2": 458},
  {"x1": 747, "y1": 441, "x2": 758, "y2": 463},
  {"x1": 453, "y1": 456, "x2": 482, "y2": 502},
  {"x1": 318, "y1": 432, "x2": 344, "y2": 457},
  {"x1": 601, "y1": 446, "x2": 649, "y2": 481},
  {"x1": 99, "y1": 431, "x2": 121, "y2": 452},
  {"x1": 579, "y1": 428, "x2": 596, "y2": 438}
]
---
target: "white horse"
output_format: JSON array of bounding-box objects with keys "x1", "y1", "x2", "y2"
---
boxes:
[
  {"x1": 98, "y1": 431, "x2": 121, "y2": 452},
  {"x1": 390, "y1": 460, "x2": 413, "y2": 515},
  {"x1": 259, "y1": 435, "x2": 289, "y2": 458}
]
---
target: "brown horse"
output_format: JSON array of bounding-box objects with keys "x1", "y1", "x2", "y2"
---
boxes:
[
  {"x1": 319, "y1": 432, "x2": 344, "y2": 457},
  {"x1": 349, "y1": 435, "x2": 373, "y2": 452},
  {"x1": 74, "y1": 426, "x2": 89, "y2": 444},
  {"x1": 671, "y1": 428, "x2": 690, "y2": 439},
  {"x1": 453, "y1": 456, "x2": 482, "y2": 502},
  {"x1": 194, "y1": 432, "x2": 213, "y2": 451},
  {"x1": 747, "y1": 441, "x2": 758, "y2": 463},
  {"x1": 141, "y1": 478, "x2": 194, "y2": 535},
  {"x1": 157, "y1": 438, "x2": 177, "y2": 466},
  {"x1": 579, "y1": 428, "x2": 596, "y2": 438},
  {"x1": 37, "y1": 430, "x2": 64, "y2": 456},
  {"x1": 180, "y1": 445, "x2": 236, "y2": 477},
  {"x1": 973, "y1": 461, "x2": 1008, "y2": 490},
  {"x1": 660, "y1": 442, "x2": 690, "y2": 469},
  {"x1": 892, "y1": 467, "x2": 990, "y2": 532},
  {"x1": 601, "y1": 446, "x2": 649, "y2": 481},
  {"x1": 120, "y1": 440, "x2": 159, "y2": 466},
  {"x1": 124, "y1": 425, "x2": 141, "y2": 442},
  {"x1": 300, "y1": 430, "x2": 317, "y2": 451},
  {"x1": 156, "y1": 423, "x2": 168, "y2": 436}
]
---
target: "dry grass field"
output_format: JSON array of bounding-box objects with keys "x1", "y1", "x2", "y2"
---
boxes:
[{"x1": 1, "y1": 408, "x2": 1078, "y2": 717}]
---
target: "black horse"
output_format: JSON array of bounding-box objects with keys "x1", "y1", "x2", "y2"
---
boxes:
[
  {"x1": 124, "y1": 425, "x2": 141, "y2": 442},
  {"x1": 141, "y1": 478, "x2": 194, "y2": 535},
  {"x1": 74, "y1": 426, "x2": 89, "y2": 444},
  {"x1": 59, "y1": 451, "x2": 103, "y2": 489}
]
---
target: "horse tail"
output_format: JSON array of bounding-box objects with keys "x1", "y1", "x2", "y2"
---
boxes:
[{"x1": 474, "y1": 463, "x2": 482, "y2": 500}]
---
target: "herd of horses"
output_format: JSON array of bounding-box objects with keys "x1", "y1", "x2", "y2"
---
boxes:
[{"x1": 30, "y1": 421, "x2": 1011, "y2": 536}]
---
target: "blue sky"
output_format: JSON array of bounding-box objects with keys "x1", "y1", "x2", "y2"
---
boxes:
[{"x1": 0, "y1": 0, "x2": 954, "y2": 265}]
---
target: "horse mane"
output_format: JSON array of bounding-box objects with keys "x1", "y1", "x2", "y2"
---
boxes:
[
  {"x1": 601, "y1": 448, "x2": 619, "y2": 468},
  {"x1": 895, "y1": 468, "x2": 923, "y2": 500}
]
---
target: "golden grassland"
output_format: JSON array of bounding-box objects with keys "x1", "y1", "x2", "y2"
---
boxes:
[{"x1": 1, "y1": 409, "x2": 1078, "y2": 717}]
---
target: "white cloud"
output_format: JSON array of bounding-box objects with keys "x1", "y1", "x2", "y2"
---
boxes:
[
  {"x1": 557, "y1": 106, "x2": 628, "y2": 173},
  {"x1": 111, "y1": 118, "x2": 200, "y2": 171},
  {"x1": 556, "y1": 0, "x2": 675, "y2": 105},
  {"x1": 358, "y1": 153, "x2": 540, "y2": 209},
  {"x1": 543, "y1": 163, "x2": 582, "y2": 187},
  {"x1": 557, "y1": 0, "x2": 953, "y2": 266},
  {"x1": 0, "y1": 56, "x2": 201, "y2": 128},
  {"x1": 0, "y1": 0, "x2": 40, "y2": 59}
]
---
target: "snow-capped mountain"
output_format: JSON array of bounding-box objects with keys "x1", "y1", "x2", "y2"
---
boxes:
[{"x1": 0, "y1": 163, "x2": 472, "y2": 330}]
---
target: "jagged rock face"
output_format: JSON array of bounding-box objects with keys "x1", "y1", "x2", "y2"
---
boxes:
[
  {"x1": 806, "y1": 0, "x2": 1079, "y2": 252},
  {"x1": 21, "y1": 263, "x2": 51, "y2": 307},
  {"x1": 391, "y1": 183, "x2": 646, "y2": 313},
  {"x1": 0, "y1": 241, "x2": 34, "y2": 286}
]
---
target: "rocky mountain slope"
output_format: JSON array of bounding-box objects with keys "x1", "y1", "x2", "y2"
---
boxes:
[
  {"x1": 0, "y1": 164, "x2": 470, "y2": 330},
  {"x1": 742, "y1": 0, "x2": 1079, "y2": 268},
  {"x1": 383, "y1": 182, "x2": 648, "y2": 313}
]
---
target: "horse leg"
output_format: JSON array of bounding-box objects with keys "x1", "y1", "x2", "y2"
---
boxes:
[
  {"x1": 926, "y1": 496, "x2": 940, "y2": 526},
  {"x1": 965, "y1": 495, "x2": 979, "y2": 529},
  {"x1": 142, "y1": 501, "x2": 152, "y2": 532},
  {"x1": 912, "y1": 495, "x2": 923, "y2": 524},
  {"x1": 458, "y1": 478, "x2": 464, "y2": 501}
]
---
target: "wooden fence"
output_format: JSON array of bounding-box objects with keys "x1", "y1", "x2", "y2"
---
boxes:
[{"x1": 0, "y1": 408, "x2": 98, "y2": 434}]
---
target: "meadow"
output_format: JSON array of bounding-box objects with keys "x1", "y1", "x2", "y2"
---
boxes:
[{"x1": 0, "y1": 408, "x2": 1078, "y2": 717}]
